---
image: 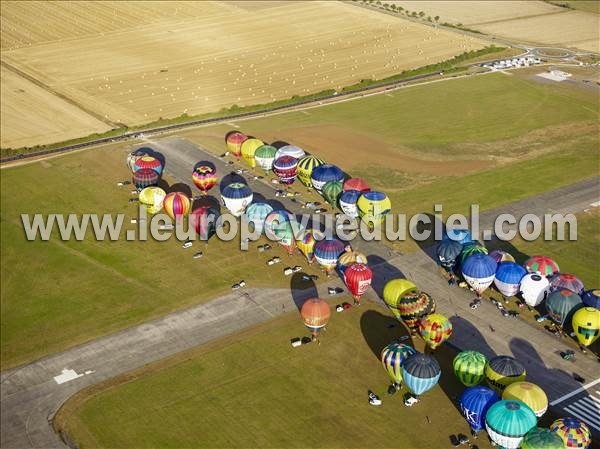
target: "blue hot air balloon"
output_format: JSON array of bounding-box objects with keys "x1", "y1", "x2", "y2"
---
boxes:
[
  {"x1": 221, "y1": 182, "x2": 253, "y2": 217},
  {"x1": 462, "y1": 254, "x2": 497, "y2": 297},
  {"x1": 339, "y1": 189, "x2": 361, "y2": 218},
  {"x1": 485, "y1": 400, "x2": 537, "y2": 449},
  {"x1": 460, "y1": 386, "x2": 500, "y2": 432},
  {"x1": 244, "y1": 202, "x2": 274, "y2": 234},
  {"x1": 311, "y1": 164, "x2": 344, "y2": 191},
  {"x1": 494, "y1": 262, "x2": 527, "y2": 298},
  {"x1": 314, "y1": 238, "x2": 346, "y2": 275},
  {"x1": 402, "y1": 353, "x2": 441, "y2": 396},
  {"x1": 443, "y1": 228, "x2": 473, "y2": 245},
  {"x1": 436, "y1": 240, "x2": 463, "y2": 269},
  {"x1": 582, "y1": 289, "x2": 600, "y2": 309}
]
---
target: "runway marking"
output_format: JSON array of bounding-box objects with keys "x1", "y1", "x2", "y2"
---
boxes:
[
  {"x1": 563, "y1": 390, "x2": 600, "y2": 431},
  {"x1": 550, "y1": 377, "x2": 600, "y2": 405}
]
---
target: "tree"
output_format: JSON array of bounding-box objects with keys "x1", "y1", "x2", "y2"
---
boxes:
[
  {"x1": 434, "y1": 15, "x2": 440, "y2": 22},
  {"x1": 419, "y1": 11, "x2": 425, "y2": 17}
]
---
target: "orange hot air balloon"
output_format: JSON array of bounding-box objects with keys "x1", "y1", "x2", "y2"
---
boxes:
[
  {"x1": 226, "y1": 131, "x2": 247, "y2": 158},
  {"x1": 163, "y1": 192, "x2": 191, "y2": 221},
  {"x1": 300, "y1": 297, "x2": 330, "y2": 339}
]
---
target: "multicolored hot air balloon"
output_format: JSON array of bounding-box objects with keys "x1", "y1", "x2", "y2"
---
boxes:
[
  {"x1": 127, "y1": 147, "x2": 151, "y2": 173},
  {"x1": 546, "y1": 289, "x2": 582, "y2": 327},
  {"x1": 503, "y1": 382, "x2": 548, "y2": 417},
  {"x1": 314, "y1": 238, "x2": 346, "y2": 274},
  {"x1": 322, "y1": 181, "x2": 343, "y2": 208},
  {"x1": 339, "y1": 190, "x2": 361, "y2": 218},
  {"x1": 163, "y1": 192, "x2": 191, "y2": 221},
  {"x1": 521, "y1": 428, "x2": 564, "y2": 449},
  {"x1": 264, "y1": 210, "x2": 297, "y2": 256},
  {"x1": 582, "y1": 290, "x2": 600, "y2": 308},
  {"x1": 192, "y1": 161, "x2": 217, "y2": 194},
  {"x1": 343, "y1": 178, "x2": 370, "y2": 193},
  {"x1": 138, "y1": 186, "x2": 166, "y2": 214},
  {"x1": 494, "y1": 262, "x2": 527, "y2": 298},
  {"x1": 520, "y1": 274, "x2": 550, "y2": 307},
  {"x1": 300, "y1": 297, "x2": 330, "y2": 339},
  {"x1": 296, "y1": 229, "x2": 322, "y2": 264},
  {"x1": 436, "y1": 240, "x2": 463, "y2": 270},
  {"x1": 402, "y1": 353, "x2": 441, "y2": 396},
  {"x1": 221, "y1": 182, "x2": 253, "y2": 217},
  {"x1": 418, "y1": 313, "x2": 452, "y2": 350},
  {"x1": 254, "y1": 145, "x2": 277, "y2": 172},
  {"x1": 402, "y1": 293, "x2": 437, "y2": 334},
  {"x1": 344, "y1": 263, "x2": 372, "y2": 304},
  {"x1": 459, "y1": 386, "x2": 499, "y2": 432},
  {"x1": 381, "y1": 343, "x2": 417, "y2": 387},
  {"x1": 357, "y1": 191, "x2": 391, "y2": 226},
  {"x1": 273, "y1": 155, "x2": 298, "y2": 184},
  {"x1": 133, "y1": 168, "x2": 160, "y2": 191},
  {"x1": 226, "y1": 131, "x2": 247, "y2": 158},
  {"x1": 189, "y1": 206, "x2": 220, "y2": 241},
  {"x1": 459, "y1": 243, "x2": 488, "y2": 265},
  {"x1": 453, "y1": 350, "x2": 487, "y2": 387},
  {"x1": 550, "y1": 417, "x2": 592, "y2": 449},
  {"x1": 337, "y1": 247, "x2": 367, "y2": 274},
  {"x1": 524, "y1": 256, "x2": 559, "y2": 277},
  {"x1": 311, "y1": 164, "x2": 344, "y2": 191},
  {"x1": 443, "y1": 228, "x2": 473, "y2": 245},
  {"x1": 297, "y1": 155, "x2": 324, "y2": 187},
  {"x1": 382, "y1": 279, "x2": 419, "y2": 324},
  {"x1": 244, "y1": 202, "x2": 273, "y2": 234},
  {"x1": 549, "y1": 273, "x2": 584, "y2": 294},
  {"x1": 134, "y1": 155, "x2": 162, "y2": 175},
  {"x1": 489, "y1": 249, "x2": 515, "y2": 264},
  {"x1": 462, "y1": 254, "x2": 497, "y2": 297},
  {"x1": 572, "y1": 307, "x2": 600, "y2": 347},
  {"x1": 485, "y1": 400, "x2": 537, "y2": 449},
  {"x1": 485, "y1": 355, "x2": 526, "y2": 394},
  {"x1": 241, "y1": 138, "x2": 264, "y2": 168},
  {"x1": 275, "y1": 145, "x2": 305, "y2": 160}
]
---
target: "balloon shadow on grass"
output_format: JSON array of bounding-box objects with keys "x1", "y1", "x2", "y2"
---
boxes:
[
  {"x1": 290, "y1": 272, "x2": 318, "y2": 312},
  {"x1": 270, "y1": 140, "x2": 290, "y2": 150},
  {"x1": 360, "y1": 309, "x2": 413, "y2": 362},
  {"x1": 167, "y1": 182, "x2": 192, "y2": 198},
  {"x1": 366, "y1": 254, "x2": 406, "y2": 299},
  {"x1": 412, "y1": 212, "x2": 445, "y2": 265}
]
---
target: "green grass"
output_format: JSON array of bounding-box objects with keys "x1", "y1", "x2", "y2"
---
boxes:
[{"x1": 546, "y1": 0, "x2": 600, "y2": 13}]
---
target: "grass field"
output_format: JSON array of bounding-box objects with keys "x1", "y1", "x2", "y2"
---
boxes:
[
  {"x1": 547, "y1": 0, "x2": 600, "y2": 14},
  {"x1": 55, "y1": 301, "x2": 497, "y2": 449}
]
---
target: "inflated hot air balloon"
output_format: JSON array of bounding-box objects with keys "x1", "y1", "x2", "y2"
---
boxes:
[
  {"x1": 459, "y1": 386, "x2": 500, "y2": 433},
  {"x1": 521, "y1": 428, "x2": 564, "y2": 449},
  {"x1": 337, "y1": 248, "x2": 367, "y2": 274},
  {"x1": 322, "y1": 181, "x2": 343, "y2": 207},
  {"x1": 127, "y1": 147, "x2": 151, "y2": 173},
  {"x1": 311, "y1": 164, "x2": 344, "y2": 191},
  {"x1": 572, "y1": 307, "x2": 600, "y2": 347},
  {"x1": 297, "y1": 155, "x2": 324, "y2": 187},
  {"x1": 582, "y1": 289, "x2": 600, "y2": 308},
  {"x1": 380, "y1": 343, "x2": 417, "y2": 387},
  {"x1": 545, "y1": 289, "x2": 582, "y2": 327},
  {"x1": 273, "y1": 155, "x2": 298, "y2": 184},
  {"x1": 395, "y1": 292, "x2": 436, "y2": 333},
  {"x1": 503, "y1": 382, "x2": 548, "y2": 417},
  {"x1": 134, "y1": 155, "x2": 163, "y2": 175},
  {"x1": 524, "y1": 256, "x2": 559, "y2": 277},
  {"x1": 436, "y1": 240, "x2": 463, "y2": 270},
  {"x1": 138, "y1": 186, "x2": 166, "y2": 214},
  {"x1": 275, "y1": 145, "x2": 305, "y2": 160},
  {"x1": 300, "y1": 297, "x2": 330, "y2": 339},
  {"x1": 344, "y1": 263, "x2": 372, "y2": 304},
  {"x1": 489, "y1": 249, "x2": 515, "y2": 264},
  {"x1": 453, "y1": 350, "x2": 487, "y2": 387},
  {"x1": 485, "y1": 355, "x2": 526, "y2": 394},
  {"x1": 189, "y1": 206, "x2": 220, "y2": 241},
  {"x1": 254, "y1": 145, "x2": 277, "y2": 172},
  {"x1": 485, "y1": 400, "x2": 537, "y2": 449},
  {"x1": 221, "y1": 182, "x2": 253, "y2": 217},
  {"x1": 226, "y1": 131, "x2": 247, "y2": 158},
  {"x1": 339, "y1": 190, "x2": 361, "y2": 218},
  {"x1": 314, "y1": 238, "x2": 346, "y2": 275},
  {"x1": 419, "y1": 313, "x2": 452, "y2": 350},
  {"x1": 264, "y1": 210, "x2": 297, "y2": 256},
  {"x1": 163, "y1": 192, "x2": 191, "y2": 221},
  {"x1": 549, "y1": 273, "x2": 584, "y2": 294},
  {"x1": 520, "y1": 273, "x2": 550, "y2": 307},
  {"x1": 550, "y1": 417, "x2": 592, "y2": 449},
  {"x1": 192, "y1": 161, "x2": 217, "y2": 194},
  {"x1": 241, "y1": 138, "x2": 264, "y2": 168},
  {"x1": 443, "y1": 228, "x2": 473, "y2": 245},
  {"x1": 133, "y1": 168, "x2": 160, "y2": 191},
  {"x1": 244, "y1": 202, "x2": 273, "y2": 234},
  {"x1": 343, "y1": 178, "x2": 370, "y2": 193},
  {"x1": 296, "y1": 229, "x2": 322, "y2": 264},
  {"x1": 357, "y1": 191, "x2": 391, "y2": 226},
  {"x1": 402, "y1": 353, "x2": 441, "y2": 396},
  {"x1": 462, "y1": 254, "x2": 497, "y2": 297},
  {"x1": 494, "y1": 262, "x2": 527, "y2": 298},
  {"x1": 382, "y1": 279, "x2": 419, "y2": 324},
  {"x1": 459, "y1": 243, "x2": 488, "y2": 265}
]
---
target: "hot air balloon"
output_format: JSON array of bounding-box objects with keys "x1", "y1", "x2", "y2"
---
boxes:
[
  {"x1": 524, "y1": 256, "x2": 559, "y2": 277},
  {"x1": 453, "y1": 350, "x2": 487, "y2": 387},
  {"x1": 311, "y1": 164, "x2": 344, "y2": 191},
  {"x1": 226, "y1": 131, "x2": 247, "y2": 158},
  {"x1": 264, "y1": 210, "x2": 297, "y2": 256},
  {"x1": 244, "y1": 202, "x2": 273, "y2": 234},
  {"x1": 582, "y1": 290, "x2": 600, "y2": 308},
  {"x1": 394, "y1": 292, "x2": 436, "y2": 333},
  {"x1": 545, "y1": 289, "x2": 582, "y2": 327},
  {"x1": 314, "y1": 238, "x2": 345, "y2": 275},
  {"x1": 549, "y1": 273, "x2": 584, "y2": 294},
  {"x1": 127, "y1": 147, "x2": 151, "y2": 172},
  {"x1": 436, "y1": 240, "x2": 463, "y2": 270},
  {"x1": 419, "y1": 313, "x2": 452, "y2": 350},
  {"x1": 296, "y1": 229, "x2": 322, "y2": 264},
  {"x1": 337, "y1": 247, "x2": 367, "y2": 274},
  {"x1": 133, "y1": 168, "x2": 160, "y2": 191},
  {"x1": 494, "y1": 262, "x2": 527, "y2": 299},
  {"x1": 382, "y1": 279, "x2": 419, "y2": 324},
  {"x1": 138, "y1": 186, "x2": 166, "y2": 214},
  {"x1": 550, "y1": 417, "x2": 592, "y2": 449},
  {"x1": 189, "y1": 206, "x2": 220, "y2": 241},
  {"x1": 343, "y1": 178, "x2": 370, "y2": 193},
  {"x1": 485, "y1": 355, "x2": 526, "y2": 394},
  {"x1": 163, "y1": 192, "x2": 191, "y2": 221},
  {"x1": 459, "y1": 243, "x2": 488, "y2": 265},
  {"x1": 572, "y1": 307, "x2": 600, "y2": 347},
  {"x1": 402, "y1": 353, "x2": 441, "y2": 396},
  {"x1": 503, "y1": 382, "x2": 548, "y2": 417},
  {"x1": 221, "y1": 182, "x2": 253, "y2": 217},
  {"x1": 300, "y1": 297, "x2": 330, "y2": 340},
  {"x1": 521, "y1": 428, "x2": 564, "y2": 449},
  {"x1": 462, "y1": 254, "x2": 497, "y2": 297},
  {"x1": 443, "y1": 228, "x2": 473, "y2": 245},
  {"x1": 485, "y1": 400, "x2": 537, "y2": 449},
  {"x1": 489, "y1": 249, "x2": 515, "y2": 264},
  {"x1": 357, "y1": 191, "x2": 391, "y2": 226},
  {"x1": 254, "y1": 145, "x2": 277, "y2": 172},
  {"x1": 133, "y1": 155, "x2": 163, "y2": 175},
  {"x1": 322, "y1": 181, "x2": 343, "y2": 208},
  {"x1": 380, "y1": 343, "x2": 417, "y2": 387},
  {"x1": 344, "y1": 263, "x2": 372, "y2": 305},
  {"x1": 519, "y1": 274, "x2": 550, "y2": 308},
  {"x1": 339, "y1": 190, "x2": 361, "y2": 218},
  {"x1": 192, "y1": 161, "x2": 217, "y2": 194},
  {"x1": 296, "y1": 155, "x2": 324, "y2": 187},
  {"x1": 275, "y1": 144, "x2": 305, "y2": 160},
  {"x1": 241, "y1": 138, "x2": 264, "y2": 168},
  {"x1": 273, "y1": 155, "x2": 298, "y2": 184},
  {"x1": 459, "y1": 386, "x2": 500, "y2": 433}
]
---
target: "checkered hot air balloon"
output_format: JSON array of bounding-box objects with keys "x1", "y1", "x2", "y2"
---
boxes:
[
  {"x1": 418, "y1": 313, "x2": 452, "y2": 350},
  {"x1": 380, "y1": 342, "x2": 416, "y2": 386},
  {"x1": 226, "y1": 131, "x2": 247, "y2": 158},
  {"x1": 192, "y1": 161, "x2": 217, "y2": 194},
  {"x1": 297, "y1": 155, "x2": 324, "y2": 187},
  {"x1": 550, "y1": 417, "x2": 592, "y2": 449},
  {"x1": 382, "y1": 279, "x2": 419, "y2": 324},
  {"x1": 453, "y1": 350, "x2": 487, "y2": 387},
  {"x1": 163, "y1": 192, "x2": 191, "y2": 221},
  {"x1": 524, "y1": 255, "x2": 559, "y2": 277}
]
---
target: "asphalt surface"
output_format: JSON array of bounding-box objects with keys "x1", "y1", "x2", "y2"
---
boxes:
[{"x1": 1, "y1": 137, "x2": 598, "y2": 448}]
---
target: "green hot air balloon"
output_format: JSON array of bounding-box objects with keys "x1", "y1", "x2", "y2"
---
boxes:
[
  {"x1": 322, "y1": 181, "x2": 343, "y2": 208},
  {"x1": 460, "y1": 243, "x2": 488, "y2": 265},
  {"x1": 545, "y1": 289, "x2": 582, "y2": 327},
  {"x1": 521, "y1": 428, "x2": 564, "y2": 449},
  {"x1": 453, "y1": 350, "x2": 487, "y2": 387}
]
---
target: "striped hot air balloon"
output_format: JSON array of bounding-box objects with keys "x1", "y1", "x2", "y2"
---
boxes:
[
  {"x1": 273, "y1": 155, "x2": 298, "y2": 184},
  {"x1": 489, "y1": 249, "x2": 515, "y2": 264},
  {"x1": 138, "y1": 186, "x2": 166, "y2": 214},
  {"x1": 485, "y1": 355, "x2": 526, "y2": 394},
  {"x1": 460, "y1": 243, "x2": 488, "y2": 265},
  {"x1": 133, "y1": 155, "x2": 162, "y2": 175},
  {"x1": 221, "y1": 182, "x2": 253, "y2": 217},
  {"x1": 402, "y1": 353, "x2": 441, "y2": 396},
  {"x1": 521, "y1": 428, "x2": 564, "y2": 449},
  {"x1": 192, "y1": 161, "x2": 217, "y2": 194},
  {"x1": 380, "y1": 343, "x2": 417, "y2": 386},
  {"x1": 297, "y1": 155, "x2": 324, "y2": 187},
  {"x1": 226, "y1": 131, "x2": 247, "y2": 158},
  {"x1": 519, "y1": 274, "x2": 550, "y2": 308},
  {"x1": 494, "y1": 262, "x2": 527, "y2": 298},
  {"x1": 127, "y1": 147, "x2": 152, "y2": 173},
  {"x1": 311, "y1": 164, "x2": 344, "y2": 191},
  {"x1": 549, "y1": 273, "x2": 584, "y2": 295},
  {"x1": 254, "y1": 145, "x2": 277, "y2": 171},
  {"x1": 485, "y1": 400, "x2": 537, "y2": 449},
  {"x1": 524, "y1": 256, "x2": 559, "y2": 277},
  {"x1": 344, "y1": 263, "x2": 372, "y2": 304},
  {"x1": 264, "y1": 210, "x2": 297, "y2": 256},
  {"x1": 503, "y1": 382, "x2": 548, "y2": 417},
  {"x1": 296, "y1": 228, "x2": 322, "y2": 264},
  {"x1": 459, "y1": 386, "x2": 499, "y2": 432},
  {"x1": 275, "y1": 144, "x2": 305, "y2": 160},
  {"x1": 163, "y1": 192, "x2": 191, "y2": 221},
  {"x1": 545, "y1": 289, "x2": 582, "y2": 327},
  {"x1": 382, "y1": 279, "x2": 419, "y2": 324},
  {"x1": 419, "y1": 313, "x2": 452, "y2": 350},
  {"x1": 133, "y1": 168, "x2": 160, "y2": 191},
  {"x1": 357, "y1": 191, "x2": 391, "y2": 226},
  {"x1": 582, "y1": 289, "x2": 600, "y2": 308},
  {"x1": 300, "y1": 297, "x2": 330, "y2": 339},
  {"x1": 396, "y1": 292, "x2": 436, "y2": 333},
  {"x1": 314, "y1": 238, "x2": 346, "y2": 274},
  {"x1": 343, "y1": 178, "x2": 370, "y2": 193},
  {"x1": 244, "y1": 202, "x2": 273, "y2": 234},
  {"x1": 322, "y1": 181, "x2": 343, "y2": 208},
  {"x1": 453, "y1": 350, "x2": 487, "y2": 387},
  {"x1": 189, "y1": 206, "x2": 220, "y2": 241},
  {"x1": 436, "y1": 240, "x2": 463, "y2": 269},
  {"x1": 550, "y1": 417, "x2": 592, "y2": 449},
  {"x1": 462, "y1": 254, "x2": 497, "y2": 297},
  {"x1": 339, "y1": 189, "x2": 361, "y2": 218},
  {"x1": 241, "y1": 138, "x2": 264, "y2": 168}
]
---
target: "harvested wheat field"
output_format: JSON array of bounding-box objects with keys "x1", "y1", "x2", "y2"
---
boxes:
[{"x1": 0, "y1": 1, "x2": 487, "y2": 137}]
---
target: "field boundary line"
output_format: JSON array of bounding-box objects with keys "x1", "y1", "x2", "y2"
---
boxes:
[
  {"x1": 549, "y1": 377, "x2": 600, "y2": 406},
  {"x1": 469, "y1": 10, "x2": 569, "y2": 26}
]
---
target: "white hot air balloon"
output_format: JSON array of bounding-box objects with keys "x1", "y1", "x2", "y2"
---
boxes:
[{"x1": 519, "y1": 273, "x2": 550, "y2": 307}]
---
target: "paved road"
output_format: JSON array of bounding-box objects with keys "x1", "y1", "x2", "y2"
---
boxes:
[{"x1": 1, "y1": 137, "x2": 598, "y2": 448}]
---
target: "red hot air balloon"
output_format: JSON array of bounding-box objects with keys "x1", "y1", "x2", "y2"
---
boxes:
[
  {"x1": 163, "y1": 192, "x2": 191, "y2": 221},
  {"x1": 192, "y1": 162, "x2": 218, "y2": 194},
  {"x1": 226, "y1": 131, "x2": 247, "y2": 158},
  {"x1": 343, "y1": 178, "x2": 371, "y2": 193},
  {"x1": 300, "y1": 297, "x2": 331, "y2": 341},
  {"x1": 344, "y1": 263, "x2": 373, "y2": 305}
]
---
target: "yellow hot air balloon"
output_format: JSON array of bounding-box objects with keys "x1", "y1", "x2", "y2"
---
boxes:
[
  {"x1": 503, "y1": 381, "x2": 548, "y2": 417},
  {"x1": 338, "y1": 248, "x2": 367, "y2": 273},
  {"x1": 240, "y1": 138, "x2": 264, "y2": 168},
  {"x1": 357, "y1": 191, "x2": 391, "y2": 227},
  {"x1": 418, "y1": 313, "x2": 452, "y2": 350},
  {"x1": 382, "y1": 279, "x2": 418, "y2": 321},
  {"x1": 572, "y1": 307, "x2": 600, "y2": 347},
  {"x1": 139, "y1": 187, "x2": 166, "y2": 214}
]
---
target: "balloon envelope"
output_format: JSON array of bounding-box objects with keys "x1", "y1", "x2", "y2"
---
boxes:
[
  {"x1": 485, "y1": 355, "x2": 526, "y2": 394},
  {"x1": 244, "y1": 202, "x2": 273, "y2": 234},
  {"x1": 138, "y1": 186, "x2": 166, "y2": 214},
  {"x1": 163, "y1": 192, "x2": 191, "y2": 220},
  {"x1": 503, "y1": 382, "x2": 548, "y2": 418},
  {"x1": 296, "y1": 229, "x2": 322, "y2": 263},
  {"x1": 418, "y1": 313, "x2": 452, "y2": 350},
  {"x1": 382, "y1": 279, "x2": 419, "y2": 323},
  {"x1": 311, "y1": 164, "x2": 344, "y2": 191},
  {"x1": 485, "y1": 400, "x2": 537, "y2": 449},
  {"x1": 134, "y1": 155, "x2": 162, "y2": 175},
  {"x1": 582, "y1": 289, "x2": 600, "y2": 308},
  {"x1": 339, "y1": 189, "x2": 361, "y2": 218},
  {"x1": 443, "y1": 228, "x2": 472, "y2": 245},
  {"x1": 521, "y1": 428, "x2": 564, "y2": 449},
  {"x1": 337, "y1": 248, "x2": 367, "y2": 274},
  {"x1": 380, "y1": 343, "x2": 416, "y2": 385},
  {"x1": 550, "y1": 417, "x2": 592, "y2": 449},
  {"x1": 297, "y1": 155, "x2": 324, "y2": 186},
  {"x1": 133, "y1": 168, "x2": 160, "y2": 191},
  {"x1": 357, "y1": 191, "x2": 391, "y2": 226},
  {"x1": 545, "y1": 289, "x2": 582, "y2": 327},
  {"x1": 300, "y1": 297, "x2": 330, "y2": 337},
  {"x1": 460, "y1": 243, "x2": 488, "y2": 265},
  {"x1": 549, "y1": 273, "x2": 584, "y2": 295},
  {"x1": 459, "y1": 386, "x2": 499, "y2": 432},
  {"x1": 343, "y1": 178, "x2": 370, "y2": 193},
  {"x1": 494, "y1": 262, "x2": 527, "y2": 298},
  {"x1": 453, "y1": 350, "x2": 487, "y2": 387},
  {"x1": 254, "y1": 145, "x2": 277, "y2": 171},
  {"x1": 436, "y1": 240, "x2": 463, "y2": 269},
  {"x1": 241, "y1": 138, "x2": 264, "y2": 167},
  {"x1": 489, "y1": 249, "x2": 515, "y2": 264},
  {"x1": 189, "y1": 206, "x2": 220, "y2": 240},
  {"x1": 314, "y1": 239, "x2": 346, "y2": 273},
  {"x1": 226, "y1": 131, "x2": 247, "y2": 158},
  {"x1": 275, "y1": 145, "x2": 305, "y2": 160},
  {"x1": 322, "y1": 181, "x2": 343, "y2": 207},
  {"x1": 221, "y1": 182, "x2": 253, "y2": 217},
  {"x1": 273, "y1": 155, "x2": 298, "y2": 184},
  {"x1": 462, "y1": 254, "x2": 497, "y2": 295},
  {"x1": 524, "y1": 256, "x2": 559, "y2": 277},
  {"x1": 402, "y1": 353, "x2": 441, "y2": 396},
  {"x1": 192, "y1": 162, "x2": 217, "y2": 194},
  {"x1": 572, "y1": 307, "x2": 600, "y2": 347},
  {"x1": 344, "y1": 263, "x2": 372, "y2": 302},
  {"x1": 520, "y1": 274, "x2": 550, "y2": 307}
]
